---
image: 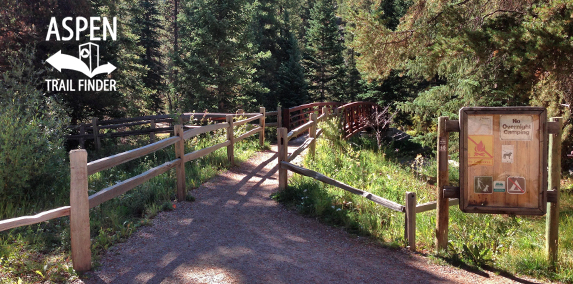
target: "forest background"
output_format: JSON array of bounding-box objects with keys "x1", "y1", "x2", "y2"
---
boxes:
[{"x1": 1, "y1": 0, "x2": 572, "y2": 231}]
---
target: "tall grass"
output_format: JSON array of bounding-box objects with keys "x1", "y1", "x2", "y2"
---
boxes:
[
  {"x1": 274, "y1": 118, "x2": 573, "y2": 283},
  {"x1": 0, "y1": 120, "x2": 267, "y2": 283}
]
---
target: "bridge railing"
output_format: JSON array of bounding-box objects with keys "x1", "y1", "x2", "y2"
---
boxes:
[{"x1": 0, "y1": 107, "x2": 269, "y2": 272}]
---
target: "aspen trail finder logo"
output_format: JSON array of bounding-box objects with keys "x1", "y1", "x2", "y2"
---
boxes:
[{"x1": 45, "y1": 17, "x2": 118, "y2": 91}]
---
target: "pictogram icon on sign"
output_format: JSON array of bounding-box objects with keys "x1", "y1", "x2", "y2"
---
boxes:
[
  {"x1": 474, "y1": 176, "x2": 493, "y2": 194},
  {"x1": 506, "y1": 176, "x2": 526, "y2": 194},
  {"x1": 468, "y1": 135, "x2": 493, "y2": 166}
]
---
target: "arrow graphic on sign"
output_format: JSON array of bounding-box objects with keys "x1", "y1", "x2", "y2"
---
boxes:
[{"x1": 46, "y1": 50, "x2": 116, "y2": 78}]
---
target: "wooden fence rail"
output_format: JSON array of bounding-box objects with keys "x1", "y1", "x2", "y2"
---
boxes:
[
  {"x1": 0, "y1": 107, "x2": 269, "y2": 272},
  {"x1": 67, "y1": 111, "x2": 277, "y2": 150},
  {"x1": 277, "y1": 106, "x2": 460, "y2": 252}
]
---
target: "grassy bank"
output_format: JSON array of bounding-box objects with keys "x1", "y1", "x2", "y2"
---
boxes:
[
  {"x1": 274, "y1": 119, "x2": 573, "y2": 283},
  {"x1": 0, "y1": 122, "x2": 268, "y2": 283}
]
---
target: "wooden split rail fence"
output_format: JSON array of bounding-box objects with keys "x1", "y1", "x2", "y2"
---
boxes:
[
  {"x1": 0, "y1": 108, "x2": 270, "y2": 272},
  {"x1": 0, "y1": 101, "x2": 392, "y2": 272},
  {"x1": 277, "y1": 105, "x2": 458, "y2": 251}
]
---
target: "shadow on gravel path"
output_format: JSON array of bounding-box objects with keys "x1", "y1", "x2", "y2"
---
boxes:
[{"x1": 83, "y1": 144, "x2": 538, "y2": 284}]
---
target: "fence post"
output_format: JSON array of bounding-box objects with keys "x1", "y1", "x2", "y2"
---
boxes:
[
  {"x1": 405, "y1": 192, "x2": 417, "y2": 251},
  {"x1": 150, "y1": 119, "x2": 156, "y2": 143},
  {"x1": 79, "y1": 125, "x2": 85, "y2": 149},
  {"x1": 226, "y1": 115, "x2": 235, "y2": 165},
  {"x1": 277, "y1": 106, "x2": 282, "y2": 128},
  {"x1": 322, "y1": 106, "x2": 328, "y2": 119},
  {"x1": 546, "y1": 117, "x2": 562, "y2": 265},
  {"x1": 282, "y1": 107, "x2": 290, "y2": 131},
  {"x1": 310, "y1": 113, "x2": 317, "y2": 158},
  {"x1": 436, "y1": 116, "x2": 449, "y2": 253},
  {"x1": 278, "y1": 127, "x2": 288, "y2": 190},
  {"x1": 92, "y1": 117, "x2": 100, "y2": 150},
  {"x1": 69, "y1": 149, "x2": 91, "y2": 272},
  {"x1": 174, "y1": 124, "x2": 186, "y2": 201},
  {"x1": 259, "y1": 107, "x2": 265, "y2": 146}
]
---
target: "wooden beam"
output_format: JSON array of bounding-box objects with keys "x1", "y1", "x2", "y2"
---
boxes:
[
  {"x1": 234, "y1": 114, "x2": 262, "y2": 126},
  {"x1": 226, "y1": 116, "x2": 235, "y2": 165},
  {"x1": 69, "y1": 149, "x2": 91, "y2": 272},
  {"x1": 405, "y1": 192, "x2": 416, "y2": 251},
  {"x1": 443, "y1": 186, "x2": 460, "y2": 199},
  {"x1": 309, "y1": 113, "x2": 317, "y2": 158},
  {"x1": 184, "y1": 141, "x2": 230, "y2": 163},
  {"x1": 89, "y1": 159, "x2": 180, "y2": 208},
  {"x1": 92, "y1": 117, "x2": 100, "y2": 150},
  {"x1": 278, "y1": 128, "x2": 288, "y2": 190},
  {"x1": 87, "y1": 136, "x2": 179, "y2": 175},
  {"x1": 445, "y1": 120, "x2": 460, "y2": 132},
  {"x1": 0, "y1": 206, "x2": 70, "y2": 232},
  {"x1": 259, "y1": 107, "x2": 265, "y2": 146},
  {"x1": 416, "y1": 199, "x2": 459, "y2": 213},
  {"x1": 436, "y1": 116, "x2": 450, "y2": 252},
  {"x1": 174, "y1": 125, "x2": 186, "y2": 201},
  {"x1": 287, "y1": 120, "x2": 314, "y2": 140},
  {"x1": 281, "y1": 161, "x2": 405, "y2": 212},
  {"x1": 236, "y1": 127, "x2": 263, "y2": 143},
  {"x1": 287, "y1": 138, "x2": 314, "y2": 162},
  {"x1": 182, "y1": 123, "x2": 229, "y2": 140},
  {"x1": 546, "y1": 117, "x2": 562, "y2": 265}
]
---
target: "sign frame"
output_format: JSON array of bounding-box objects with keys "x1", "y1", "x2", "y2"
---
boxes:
[{"x1": 459, "y1": 107, "x2": 548, "y2": 215}]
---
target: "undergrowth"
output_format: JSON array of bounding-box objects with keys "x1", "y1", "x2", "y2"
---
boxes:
[
  {"x1": 0, "y1": 119, "x2": 267, "y2": 283},
  {"x1": 274, "y1": 118, "x2": 573, "y2": 283}
]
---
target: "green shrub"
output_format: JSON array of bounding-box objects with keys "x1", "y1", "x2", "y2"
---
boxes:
[{"x1": 0, "y1": 48, "x2": 69, "y2": 216}]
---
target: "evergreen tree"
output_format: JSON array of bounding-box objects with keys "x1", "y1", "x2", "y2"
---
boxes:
[
  {"x1": 276, "y1": 10, "x2": 307, "y2": 108},
  {"x1": 177, "y1": 0, "x2": 266, "y2": 112},
  {"x1": 304, "y1": 0, "x2": 346, "y2": 102},
  {"x1": 250, "y1": 0, "x2": 280, "y2": 108},
  {"x1": 132, "y1": 0, "x2": 164, "y2": 113}
]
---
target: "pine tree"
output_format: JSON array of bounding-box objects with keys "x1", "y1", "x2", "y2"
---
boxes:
[
  {"x1": 177, "y1": 0, "x2": 266, "y2": 112},
  {"x1": 304, "y1": 0, "x2": 346, "y2": 102},
  {"x1": 132, "y1": 0, "x2": 164, "y2": 113},
  {"x1": 276, "y1": 10, "x2": 307, "y2": 108}
]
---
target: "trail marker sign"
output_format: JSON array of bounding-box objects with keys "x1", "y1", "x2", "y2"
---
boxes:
[{"x1": 459, "y1": 107, "x2": 548, "y2": 215}]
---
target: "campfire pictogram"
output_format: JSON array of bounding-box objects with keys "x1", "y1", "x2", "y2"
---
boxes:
[{"x1": 474, "y1": 140, "x2": 486, "y2": 156}]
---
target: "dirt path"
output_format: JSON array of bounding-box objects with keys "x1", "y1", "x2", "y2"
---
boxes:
[{"x1": 83, "y1": 145, "x2": 542, "y2": 284}]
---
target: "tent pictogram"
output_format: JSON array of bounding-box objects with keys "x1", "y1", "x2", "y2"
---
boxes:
[{"x1": 507, "y1": 176, "x2": 526, "y2": 194}]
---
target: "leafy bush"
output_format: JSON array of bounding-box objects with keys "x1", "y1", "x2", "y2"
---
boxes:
[{"x1": 0, "y1": 48, "x2": 69, "y2": 216}]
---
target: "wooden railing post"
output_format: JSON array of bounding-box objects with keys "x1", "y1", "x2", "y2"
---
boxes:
[
  {"x1": 282, "y1": 107, "x2": 291, "y2": 131},
  {"x1": 277, "y1": 106, "x2": 282, "y2": 128},
  {"x1": 405, "y1": 192, "x2": 416, "y2": 251},
  {"x1": 226, "y1": 115, "x2": 235, "y2": 165},
  {"x1": 69, "y1": 149, "x2": 91, "y2": 272},
  {"x1": 79, "y1": 125, "x2": 85, "y2": 149},
  {"x1": 259, "y1": 107, "x2": 265, "y2": 146},
  {"x1": 150, "y1": 119, "x2": 156, "y2": 143},
  {"x1": 92, "y1": 117, "x2": 100, "y2": 150},
  {"x1": 546, "y1": 117, "x2": 562, "y2": 265},
  {"x1": 174, "y1": 124, "x2": 186, "y2": 201},
  {"x1": 436, "y1": 116, "x2": 449, "y2": 252},
  {"x1": 278, "y1": 127, "x2": 288, "y2": 190},
  {"x1": 310, "y1": 113, "x2": 317, "y2": 158},
  {"x1": 322, "y1": 106, "x2": 328, "y2": 118}
]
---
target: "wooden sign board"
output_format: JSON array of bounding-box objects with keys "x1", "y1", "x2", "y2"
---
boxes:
[{"x1": 459, "y1": 107, "x2": 548, "y2": 215}]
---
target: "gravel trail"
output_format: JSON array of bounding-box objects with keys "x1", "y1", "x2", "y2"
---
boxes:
[{"x1": 83, "y1": 145, "x2": 542, "y2": 284}]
